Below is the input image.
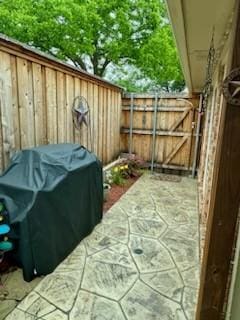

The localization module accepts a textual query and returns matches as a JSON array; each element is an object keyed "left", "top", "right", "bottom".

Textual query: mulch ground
[{"left": 103, "top": 176, "right": 139, "bottom": 213}]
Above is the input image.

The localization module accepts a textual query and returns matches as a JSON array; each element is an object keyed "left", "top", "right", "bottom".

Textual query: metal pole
[
  {"left": 192, "top": 94, "right": 203, "bottom": 178},
  {"left": 129, "top": 93, "right": 134, "bottom": 155},
  {"left": 151, "top": 93, "right": 158, "bottom": 173}
]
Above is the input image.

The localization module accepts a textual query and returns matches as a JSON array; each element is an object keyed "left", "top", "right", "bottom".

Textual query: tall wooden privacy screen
[
  {"left": 121, "top": 94, "right": 200, "bottom": 172},
  {"left": 0, "top": 35, "right": 122, "bottom": 171}
]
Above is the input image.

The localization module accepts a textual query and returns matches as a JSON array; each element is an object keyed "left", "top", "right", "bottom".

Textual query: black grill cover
[{"left": 0, "top": 144, "right": 103, "bottom": 281}]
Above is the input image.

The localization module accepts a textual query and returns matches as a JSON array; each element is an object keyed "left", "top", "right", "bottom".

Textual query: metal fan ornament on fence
[{"left": 72, "top": 96, "right": 93, "bottom": 151}]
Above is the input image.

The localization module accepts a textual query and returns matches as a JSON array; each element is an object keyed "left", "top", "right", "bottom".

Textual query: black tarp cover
[{"left": 0, "top": 144, "right": 103, "bottom": 281}]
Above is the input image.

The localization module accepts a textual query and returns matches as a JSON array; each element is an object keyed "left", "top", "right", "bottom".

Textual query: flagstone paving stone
[
  {"left": 130, "top": 235, "right": 175, "bottom": 273},
  {"left": 121, "top": 280, "right": 187, "bottom": 320},
  {"left": 140, "top": 269, "right": 184, "bottom": 302},
  {"left": 5, "top": 173, "right": 199, "bottom": 320},
  {"left": 129, "top": 217, "right": 167, "bottom": 238},
  {"left": 70, "top": 290, "right": 125, "bottom": 320},
  {"left": 42, "top": 309, "right": 68, "bottom": 320}
]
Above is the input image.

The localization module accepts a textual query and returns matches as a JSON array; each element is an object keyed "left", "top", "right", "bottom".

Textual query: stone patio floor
[{"left": 4, "top": 173, "right": 200, "bottom": 320}]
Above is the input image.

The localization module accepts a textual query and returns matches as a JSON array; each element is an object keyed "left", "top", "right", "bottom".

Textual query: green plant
[
  {"left": 110, "top": 156, "right": 147, "bottom": 186},
  {"left": 121, "top": 155, "right": 147, "bottom": 178},
  {"left": 0, "top": 0, "right": 184, "bottom": 90},
  {"left": 111, "top": 165, "right": 127, "bottom": 186},
  {"left": 111, "top": 166, "right": 125, "bottom": 186}
]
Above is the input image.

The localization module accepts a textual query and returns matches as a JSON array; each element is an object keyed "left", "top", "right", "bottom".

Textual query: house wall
[
  {"left": 0, "top": 37, "right": 122, "bottom": 171},
  {"left": 198, "top": 13, "right": 236, "bottom": 238},
  {"left": 197, "top": 8, "right": 240, "bottom": 319}
]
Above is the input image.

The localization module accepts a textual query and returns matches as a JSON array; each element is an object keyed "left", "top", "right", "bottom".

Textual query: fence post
[
  {"left": 151, "top": 93, "right": 158, "bottom": 173},
  {"left": 129, "top": 93, "right": 134, "bottom": 155}
]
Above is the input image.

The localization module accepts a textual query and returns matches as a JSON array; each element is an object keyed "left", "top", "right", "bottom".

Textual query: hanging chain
[{"left": 202, "top": 31, "right": 216, "bottom": 112}]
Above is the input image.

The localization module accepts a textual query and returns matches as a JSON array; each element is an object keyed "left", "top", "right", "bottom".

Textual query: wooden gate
[{"left": 121, "top": 94, "right": 200, "bottom": 171}]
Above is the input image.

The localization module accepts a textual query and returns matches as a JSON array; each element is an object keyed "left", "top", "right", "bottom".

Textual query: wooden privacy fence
[
  {"left": 0, "top": 35, "right": 201, "bottom": 174},
  {"left": 0, "top": 35, "right": 122, "bottom": 171},
  {"left": 121, "top": 94, "right": 200, "bottom": 172}
]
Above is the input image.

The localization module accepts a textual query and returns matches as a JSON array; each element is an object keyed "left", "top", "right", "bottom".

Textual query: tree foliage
[{"left": 0, "top": 0, "right": 184, "bottom": 91}]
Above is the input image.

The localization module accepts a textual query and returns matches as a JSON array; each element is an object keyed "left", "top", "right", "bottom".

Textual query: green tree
[
  {"left": 0, "top": 0, "right": 184, "bottom": 90},
  {"left": 136, "top": 26, "right": 185, "bottom": 91}
]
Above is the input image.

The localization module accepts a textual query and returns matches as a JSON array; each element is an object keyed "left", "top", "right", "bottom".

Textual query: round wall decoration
[{"left": 222, "top": 67, "right": 240, "bottom": 106}]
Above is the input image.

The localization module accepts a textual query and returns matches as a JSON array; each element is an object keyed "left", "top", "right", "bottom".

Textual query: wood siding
[{"left": 196, "top": 3, "right": 240, "bottom": 319}]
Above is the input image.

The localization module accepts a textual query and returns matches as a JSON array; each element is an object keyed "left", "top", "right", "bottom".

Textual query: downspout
[{"left": 192, "top": 94, "right": 203, "bottom": 177}]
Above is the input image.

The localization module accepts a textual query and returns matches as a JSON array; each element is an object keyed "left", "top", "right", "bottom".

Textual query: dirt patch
[{"left": 103, "top": 176, "right": 139, "bottom": 213}]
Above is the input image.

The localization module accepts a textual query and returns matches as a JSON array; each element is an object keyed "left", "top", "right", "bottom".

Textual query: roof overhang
[{"left": 166, "top": 0, "right": 236, "bottom": 93}]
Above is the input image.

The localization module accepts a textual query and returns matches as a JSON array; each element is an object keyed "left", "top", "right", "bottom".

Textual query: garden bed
[
  {"left": 103, "top": 176, "right": 139, "bottom": 213},
  {"left": 103, "top": 155, "right": 146, "bottom": 213}
]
